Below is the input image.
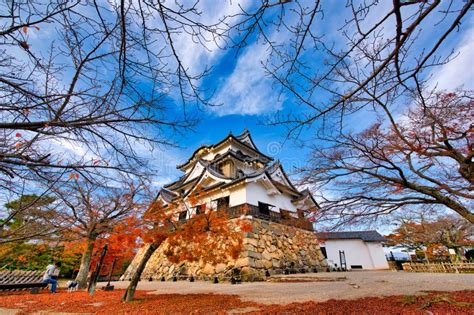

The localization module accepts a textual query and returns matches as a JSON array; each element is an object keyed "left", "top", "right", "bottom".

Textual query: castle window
[
  {"left": 258, "top": 202, "right": 274, "bottom": 216},
  {"left": 320, "top": 247, "right": 328, "bottom": 259},
  {"left": 211, "top": 196, "right": 229, "bottom": 211},
  {"left": 216, "top": 196, "right": 229, "bottom": 210},
  {"left": 195, "top": 205, "right": 203, "bottom": 215},
  {"left": 178, "top": 211, "right": 187, "bottom": 221}
]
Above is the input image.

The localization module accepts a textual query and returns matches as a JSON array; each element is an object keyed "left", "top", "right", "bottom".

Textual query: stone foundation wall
[{"left": 121, "top": 217, "right": 327, "bottom": 281}]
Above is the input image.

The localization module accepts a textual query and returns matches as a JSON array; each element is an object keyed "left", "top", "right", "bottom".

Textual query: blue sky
[
  {"left": 1, "top": 0, "right": 472, "bottom": 234},
  {"left": 153, "top": 1, "right": 474, "bottom": 193},
  {"left": 9, "top": 1, "right": 472, "bottom": 197}
]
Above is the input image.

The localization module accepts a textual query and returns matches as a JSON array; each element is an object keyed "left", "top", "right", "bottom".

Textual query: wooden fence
[{"left": 402, "top": 262, "right": 474, "bottom": 274}]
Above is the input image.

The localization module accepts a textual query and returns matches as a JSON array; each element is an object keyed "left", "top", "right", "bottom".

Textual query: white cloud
[
  {"left": 212, "top": 41, "right": 285, "bottom": 116},
  {"left": 429, "top": 23, "right": 474, "bottom": 90},
  {"left": 171, "top": 1, "right": 252, "bottom": 74},
  {"left": 40, "top": 129, "right": 183, "bottom": 189}
]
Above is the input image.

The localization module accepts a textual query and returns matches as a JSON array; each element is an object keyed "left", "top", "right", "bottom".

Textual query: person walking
[{"left": 42, "top": 261, "right": 61, "bottom": 293}]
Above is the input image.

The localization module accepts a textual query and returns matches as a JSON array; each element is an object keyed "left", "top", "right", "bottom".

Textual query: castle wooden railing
[
  {"left": 225, "top": 204, "right": 314, "bottom": 231},
  {"left": 402, "top": 262, "right": 474, "bottom": 274}
]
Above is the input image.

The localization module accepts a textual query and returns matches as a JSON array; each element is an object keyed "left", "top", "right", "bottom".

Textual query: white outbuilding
[{"left": 316, "top": 231, "right": 389, "bottom": 270}]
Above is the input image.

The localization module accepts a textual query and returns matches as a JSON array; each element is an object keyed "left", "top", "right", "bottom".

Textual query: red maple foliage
[
  {"left": 122, "top": 187, "right": 252, "bottom": 301},
  {"left": 0, "top": 289, "right": 472, "bottom": 314},
  {"left": 61, "top": 215, "right": 142, "bottom": 277}
]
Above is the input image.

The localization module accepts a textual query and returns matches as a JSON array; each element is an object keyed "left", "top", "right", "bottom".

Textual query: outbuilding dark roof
[{"left": 316, "top": 230, "right": 386, "bottom": 242}]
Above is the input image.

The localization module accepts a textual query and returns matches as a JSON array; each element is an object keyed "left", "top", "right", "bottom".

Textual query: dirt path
[{"left": 104, "top": 271, "right": 474, "bottom": 304}]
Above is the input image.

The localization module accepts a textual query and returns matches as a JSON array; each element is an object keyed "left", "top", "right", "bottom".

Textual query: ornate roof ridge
[
  {"left": 165, "top": 158, "right": 234, "bottom": 190},
  {"left": 176, "top": 130, "right": 273, "bottom": 171},
  {"left": 157, "top": 187, "right": 179, "bottom": 203}
]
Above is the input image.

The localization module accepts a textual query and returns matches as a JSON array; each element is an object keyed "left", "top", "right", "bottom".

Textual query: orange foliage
[
  {"left": 138, "top": 187, "right": 250, "bottom": 267},
  {"left": 165, "top": 210, "right": 245, "bottom": 264},
  {"left": 61, "top": 216, "right": 142, "bottom": 275},
  {"left": 0, "top": 289, "right": 473, "bottom": 314},
  {"left": 386, "top": 215, "right": 473, "bottom": 260}
]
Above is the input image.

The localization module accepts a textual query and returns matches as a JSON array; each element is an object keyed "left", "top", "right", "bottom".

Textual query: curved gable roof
[
  {"left": 316, "top": 230, "right": 386, "bottom": 242},
  {"left": 266, "top": 160, "right": 299, "bottom": 192},
  {"left": 235, "top": 129, "right": 259, "bottom": 150},
  {"left": 176, "top": 131, "right": 273, "bottom": 171},
  {"left": 180, "top": 167, "right": 233, "bottom": 198}
]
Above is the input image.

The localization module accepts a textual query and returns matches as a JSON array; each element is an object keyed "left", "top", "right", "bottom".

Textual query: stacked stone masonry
[{"left": 122, "top": 217, "right": 328, "bottom": 282}]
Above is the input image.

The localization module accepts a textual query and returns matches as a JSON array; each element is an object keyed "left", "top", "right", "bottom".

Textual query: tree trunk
[
  {"left": 75, "top": 236, "right": 96, "bottom": 289},
  {"left": 442, "top": 198, "right": 474, "bottom": 224},
  {"left": 122, "top": 243, "right": 158, "bottom": 302}
]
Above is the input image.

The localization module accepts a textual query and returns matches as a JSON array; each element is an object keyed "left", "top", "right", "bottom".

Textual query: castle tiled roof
[
  {"left": 156, "top": 130, "right": 319, "bottom": 211},
  {"left": 315, "top": 230, "right": 386, "bottom": 242},
  {"left": 176, "top": 130, "right": 273, "bottom": 171}
]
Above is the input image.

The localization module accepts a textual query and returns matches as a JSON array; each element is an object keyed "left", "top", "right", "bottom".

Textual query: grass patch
[
  {"left": 398, "top": 295, "right": 418, "bottom": 305},
  {"left": 420, "top": 295, "right": 474, "bottom": 309}
]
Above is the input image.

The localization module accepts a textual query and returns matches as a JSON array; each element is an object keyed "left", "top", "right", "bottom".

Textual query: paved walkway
[{"left": 101, "top": 271, "right": 474, "bottom": 304}]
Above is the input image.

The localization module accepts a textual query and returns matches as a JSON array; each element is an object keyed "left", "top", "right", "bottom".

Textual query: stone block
[
  {"left": 262, "top": 259, "right": 273, "bottom": 269},
  {"left": 243, "top": 238, "right": 258, "bottom": 247},
  {"left": 235, "top": 257, "right": 250, "bottom": 268},
  {"left": 248, "top": 258, "right": 258, "bottom": 268},
  {"left": 247, "top": 251, "right": 262, "bottom": 259},
  {"left": 215, "top": 263, "right": 226, "bottom": 274},
  {"left": 243, "top": 243, "right": 256, "bottom": 252},
  {"left": 271, "top": 251, "right": 282, "bottom": 260},
  {"left": 201, "top": 264, "right": 215, "bottom": 275},
  {"left": 262, "top": 250, "right": 272, "bottom": 261}
]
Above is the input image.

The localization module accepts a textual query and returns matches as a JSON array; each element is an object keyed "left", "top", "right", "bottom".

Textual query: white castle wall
[
  {"left": 322, "top": 239, "right": 389, "bottom": 270},
  {"left": 185, "top": 181, "right": 299, "bottom": 214},
  {"left": 245, "top": 181, "right": 298, "bottom": 212}
]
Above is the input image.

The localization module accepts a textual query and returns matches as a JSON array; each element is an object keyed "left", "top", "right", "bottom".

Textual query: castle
[{"left": 122, "top": 130, "right": 327, "bottom": 281}]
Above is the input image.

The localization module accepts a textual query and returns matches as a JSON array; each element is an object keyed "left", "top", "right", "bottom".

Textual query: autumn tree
[
  {"left": 387, "top": 214, "right": 473, "bottom": 260},
  {"left": 230, "top": 1, "right": 471, "bottom": 133},
  {"left": 226, "top": 1, "right": 473, "bottom": 225},
  {"left": 54, "top": 179, "right": 142, "bottom": 289},
  {"left": 0, "top": 242, "right": 63, "bottom": 272},
  {"left": 122, "top": 189, "right": 250, "bottom": 302},
  {"left": 1, "top": 0, "right": 235, "bottom": 229},
  {"left": 298, "top": 91, "right": 473, "bottom": 226},
  {"left": 0, "top": 194, "right": 59, "bottom": 243},
  {"left": 59, "top": 215, "right": 141, "bottom": 280},
  {"left": 429, "top": 216, "right": 473, "bottom": 258}
]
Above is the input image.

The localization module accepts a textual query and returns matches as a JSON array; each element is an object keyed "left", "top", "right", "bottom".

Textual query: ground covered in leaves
[{"left": 0, "top": 289, "right": 472, "bottom": 314}]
